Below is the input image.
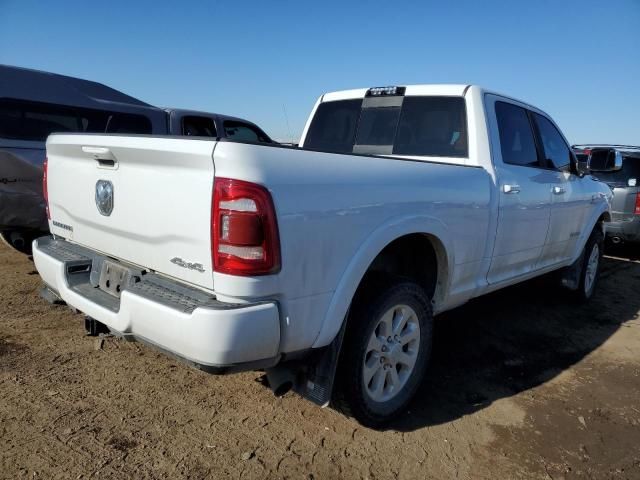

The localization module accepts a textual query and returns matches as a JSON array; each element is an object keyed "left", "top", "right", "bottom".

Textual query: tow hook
[{"left": 84, "top": 316, "right": 110, "bottom": 337}]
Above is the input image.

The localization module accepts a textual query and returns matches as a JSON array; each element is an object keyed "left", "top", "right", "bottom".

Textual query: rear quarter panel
[{"left": 212, "top": 142, "right": 492, "bottom": 351}]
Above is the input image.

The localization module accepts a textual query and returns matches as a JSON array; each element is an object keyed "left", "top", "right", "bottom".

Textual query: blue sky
[{"left": 1, "top": 0, "right": 638, "bottom": 143}]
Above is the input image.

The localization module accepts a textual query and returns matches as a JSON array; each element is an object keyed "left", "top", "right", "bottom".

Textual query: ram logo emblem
[{"left": 95, "top": 180, "right": 114, "bottom": 216}]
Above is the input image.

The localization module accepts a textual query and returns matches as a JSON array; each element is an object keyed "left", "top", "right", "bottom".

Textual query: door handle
[
  {"left": 552, "top": 186, "right": 565, "bottom": 195},
  {"left": 502, "top": 184, "right": 521, "bottom": 194}
]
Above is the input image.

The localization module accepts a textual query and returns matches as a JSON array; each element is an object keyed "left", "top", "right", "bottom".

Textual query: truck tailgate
[{"left": 45, "top": 134, "right": 217, "bottom": 290}]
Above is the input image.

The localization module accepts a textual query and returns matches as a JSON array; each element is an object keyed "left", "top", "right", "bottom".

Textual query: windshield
[{"left": 304, "top": 96, "right": 468, "bottom": 157}]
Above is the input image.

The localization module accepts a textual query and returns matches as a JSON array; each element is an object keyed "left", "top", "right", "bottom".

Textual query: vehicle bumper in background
[
  {"left": 0, "top": 189, "right": 48, "bottom": 231},
  {"left": 606, "top": 217, "right": 640, "bottom": 243},
  {"left": 32, "top": 236, "right": 281, "bottom": 372}
]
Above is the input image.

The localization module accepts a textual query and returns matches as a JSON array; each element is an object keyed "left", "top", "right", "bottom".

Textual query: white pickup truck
[{"left": 34, "top": 85, "right": 611, "bottom": 426}]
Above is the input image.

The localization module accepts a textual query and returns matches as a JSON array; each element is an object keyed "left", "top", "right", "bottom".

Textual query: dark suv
[
  {"left": 573, "top": 145, "right": 640, "bottom": 244},
  {"left": 0, "top": 64, "right": 274, "bottom": 254}
]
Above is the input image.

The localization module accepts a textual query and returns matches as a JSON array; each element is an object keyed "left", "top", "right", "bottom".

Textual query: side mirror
[
  {"left": 570, "top": 151, "right": 589, "bottom": 177},
  {"left": 588, "top": 148, "right": 623, "bottom": 172},
  {"left": 575, "top": 157, "right": 590, "bottom": 177}
]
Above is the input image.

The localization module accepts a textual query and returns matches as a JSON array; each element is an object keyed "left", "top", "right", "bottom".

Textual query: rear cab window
[
  {"left": 303, "top": 99, "right": 361, "bottom": 153},
  {"left": 395, "top": 97, "right": 467, "bottom": 157},
  {"left": 303, "top": 94, "right": 468, "bottom": 158}
]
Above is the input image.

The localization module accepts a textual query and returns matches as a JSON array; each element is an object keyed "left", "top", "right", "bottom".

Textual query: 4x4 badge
[{"left": 170, "top": 257, "right": 205, "bottom": 273}]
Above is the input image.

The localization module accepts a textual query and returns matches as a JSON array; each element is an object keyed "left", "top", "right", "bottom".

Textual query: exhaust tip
[
  {"left": 272, "top": 380, "right": 294, "bottom": 397},
  {"left": 265, "top": 366, "right": 297, "bottom": 397},
  {"left": 9, "top": 232, "right": 25, "bottom": 249}
]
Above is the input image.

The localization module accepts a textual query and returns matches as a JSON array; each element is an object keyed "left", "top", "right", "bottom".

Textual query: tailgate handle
[
  {"left": 81, "top": 146, "right": 118, "bottom": 169},
  {"left": 97, "top": 158, "right": 116, "bottom": 167}
]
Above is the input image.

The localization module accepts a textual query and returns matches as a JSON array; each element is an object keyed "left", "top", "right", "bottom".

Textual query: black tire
[
  {"left": 0, "top": 232, "right": 11, "bottom": 249},
  {"left": 574, "top": 226, "right": 604, "bottom": 302},
  {"left": 0, "top": 230, "right": 35, "bottom": 255},
  {"left": 333, "top": 279, "right": 433, "bottom": 427}
]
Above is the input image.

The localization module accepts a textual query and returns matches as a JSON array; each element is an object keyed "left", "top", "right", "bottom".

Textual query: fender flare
[
  {"left": 311, "top": 214, "right": 455, "bottom": 349},
  {"left": 570, "top": 204, "right": 611, "bottom": 264}
]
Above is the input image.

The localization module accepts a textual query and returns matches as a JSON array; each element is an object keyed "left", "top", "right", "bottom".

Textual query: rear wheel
[{"left": 333, "top": 280, "right": 433, "bottom": 427}]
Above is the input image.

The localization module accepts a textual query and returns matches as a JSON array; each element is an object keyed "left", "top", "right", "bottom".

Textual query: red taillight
[
  {"left": 43, "top": 157, "right": 50, "bottom": 220},
  {"left": 635, "top": 193, "right": 640, "bottom": 216},
  {"left": 212, "top": 177, "right": 280, "bottom": 276}
]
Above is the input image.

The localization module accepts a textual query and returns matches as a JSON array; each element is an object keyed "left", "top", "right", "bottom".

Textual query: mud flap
[
  {"left": 560, "top": 250, "right": 585, "bottom": 291},
  {"left": 293, "top": 312, "right": 348, "bottom": 407},
  {"left": 561, "top": 225, "right": 605, "bottom": 291}
]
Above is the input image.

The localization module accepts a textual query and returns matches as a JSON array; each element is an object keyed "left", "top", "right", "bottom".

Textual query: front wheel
[
  {"left": 333, "top": 280, "right": 433, "bottom": 427},
  {"left": 575, "top": 227, "right": 604, "bottom": 302}
]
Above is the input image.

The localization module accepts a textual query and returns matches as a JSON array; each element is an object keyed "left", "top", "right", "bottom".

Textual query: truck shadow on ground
[{"left": 390, "top": 255, "right": 640, "bottom": 432}]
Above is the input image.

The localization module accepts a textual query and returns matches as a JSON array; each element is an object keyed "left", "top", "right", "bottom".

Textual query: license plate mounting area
[{"left": 98, "top": 259, "right": 133, "bottom": 298}]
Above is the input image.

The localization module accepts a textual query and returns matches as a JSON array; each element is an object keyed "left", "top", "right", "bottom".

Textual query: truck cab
[{"left": 166, "top": 109, "right": 274, "bottom": 143}]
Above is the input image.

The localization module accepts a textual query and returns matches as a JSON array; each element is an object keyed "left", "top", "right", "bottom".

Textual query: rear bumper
[
  {"left": 32, "top": 236, "right": 281, "bottom": 372},
  {"left": 606, "top": 216, "right": 640, "bottom": 242}
]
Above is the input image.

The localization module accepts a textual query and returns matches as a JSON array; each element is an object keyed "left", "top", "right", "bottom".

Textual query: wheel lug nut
[
  {"left": 380, "top": 357, "right": 385, "bottom": 364},
  {"left": 381, "top": 345, "right": 387, "bottom": 352},
  {"left": 387, "top": 336, "right": 392, "bottom": 343},
  {"left": 394, "top": 335, "right": 399, "bottom": 342}
]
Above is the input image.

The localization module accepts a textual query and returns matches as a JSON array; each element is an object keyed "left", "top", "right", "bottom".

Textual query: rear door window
[
  {"left": 182, "top": 116, "right": 217, "bottom": 137},
  {"left": 223, "top": 120, "right": 270, "bottom": 143},
  {"left": 104, "top": 113, "right": 152, "bottom": 134},
  {"left": 0, "top": 100, "right": 85, "bottom": 141},
  {"left": 0, "top": 99, "right": 152, "bottom": 141},
  {"left": 495, "top": 101, "right": 540, "bottom": 167}
]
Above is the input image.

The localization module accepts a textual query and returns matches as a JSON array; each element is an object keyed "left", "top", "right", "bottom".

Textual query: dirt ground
[{"left": 1, "top": 243, "right": 639, "bottom": 479}]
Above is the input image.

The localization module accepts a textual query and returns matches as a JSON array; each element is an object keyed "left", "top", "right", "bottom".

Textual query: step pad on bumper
[{"left": 36, "top": 237, "right": 233, "bottom": 314}]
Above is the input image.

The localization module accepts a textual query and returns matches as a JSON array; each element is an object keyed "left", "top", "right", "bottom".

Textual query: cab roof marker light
[{"left": 366, "top": 86, "right": 406, "bottom": 97}]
